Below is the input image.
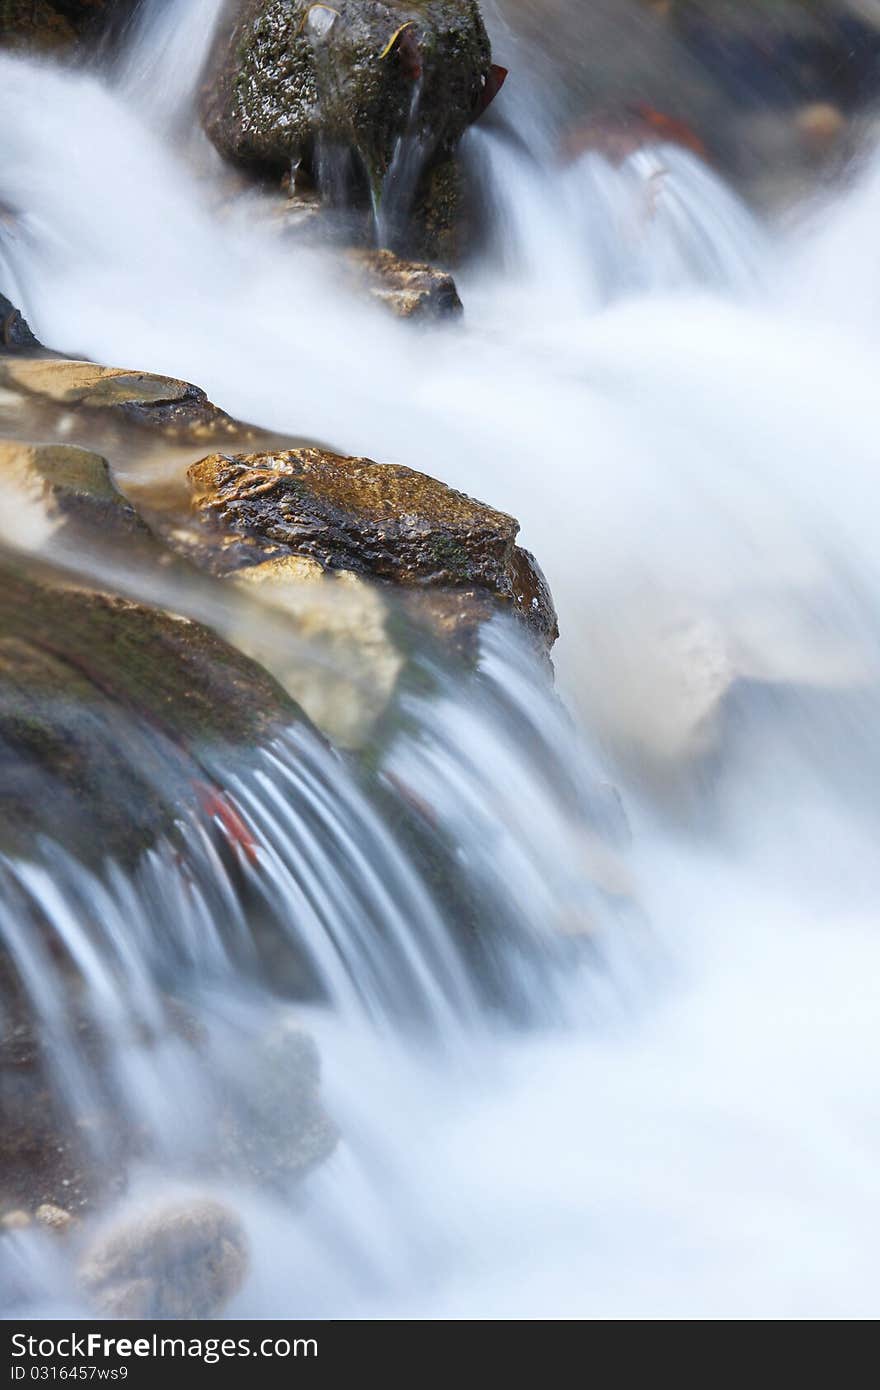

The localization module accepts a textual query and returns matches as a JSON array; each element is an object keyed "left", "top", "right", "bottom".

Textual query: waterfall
[
  {"left": 4, "top": 0, "right": 880, "bottom": 1321},
  {"left": 114, "top": 0, "right": 227, "bottom": 132}
]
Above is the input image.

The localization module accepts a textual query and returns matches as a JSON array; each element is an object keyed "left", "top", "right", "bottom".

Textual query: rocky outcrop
[
  {"left": 0, "top": 562, "right": 308, "bottom": 864},
  {"left": 79, "top": 1199, "right": 248, "bottom": 1319},
  {"left": 202, "top": 0, "right": 491, "bottom": 218},
  {"left": 187, "top": 446, "right": 558, "bottom": 650}
]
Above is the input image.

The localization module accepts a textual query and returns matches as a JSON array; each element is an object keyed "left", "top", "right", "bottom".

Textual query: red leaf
[{"left": 195, "top": 781, "right": 260, "bottom": 866}]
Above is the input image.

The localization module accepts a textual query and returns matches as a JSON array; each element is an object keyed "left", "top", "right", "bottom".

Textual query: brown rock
[
  {"left": 0, "top": 441, "right": 150, "bottom": 550},
  {"left": 0, "top": 358, "right": 240, "bottom": 442},
  {"left": 1, "top": 1209, "right": 31, "bottom": 1231},
  {"left": 232, "top": 556, "right": 404, "bottom": 747},
  {"left": 35, "top": 1203, "right": 73, "bottom": 1234},
  {"left": 187, "top": 447, "right": 558, "bottom": 650},
  {"left": 202, "top": 0, "right": 491, "bottom": 203},
  {"left": 0, "top": 0, "right": 75, "bottom": 52},
  {"left": 0, "top": 0, "right": 136, "bottom": 55}
]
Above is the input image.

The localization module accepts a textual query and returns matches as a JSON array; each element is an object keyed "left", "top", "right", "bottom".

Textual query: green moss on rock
[{"left": 203, "top": 0, "right": 491, "bottom": 203}]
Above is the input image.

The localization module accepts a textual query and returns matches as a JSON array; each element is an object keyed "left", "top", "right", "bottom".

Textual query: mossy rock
[
  {"left": 0, "top": 0, "right": 76, "bottom": 51},
  {"left": 187, "top": 445, "right": 558, "bottom": 651},
  {"left": 0, "top": 563, "right": 308, "bottom": 865}
]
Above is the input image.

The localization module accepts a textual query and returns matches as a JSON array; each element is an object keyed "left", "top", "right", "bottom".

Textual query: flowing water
[{"left": 3, "top": 0, "right": 880, "bottom": 1319}]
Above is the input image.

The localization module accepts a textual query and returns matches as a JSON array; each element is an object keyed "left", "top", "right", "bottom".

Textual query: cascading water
[
  {"left": 114, "top": 0, "right": 226, "bottom": 132},
  {"left": 4, "top": 0, "right": 880, "bottom": 1320}
]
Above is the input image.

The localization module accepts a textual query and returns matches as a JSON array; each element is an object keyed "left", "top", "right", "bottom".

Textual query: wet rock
[
  {"left": 187, "top": 447, "right": 558, "bottom": 650},
  {"left": 0, "top": 292, "right": 40, "bottom": 353},
  {"left": 0, "top": 358, "right": 239, "bottom": 442},
  {"left": 0, "top": 441, "right": 151, "bottom": 551},
  {"left": 561, "top": 104, "right": 709, "bottom": 166},
  {"left": 794, "top": 101, "right": 847, "bottom": 161},
  {"left": 202, "top": 0, "right": 491, "bottom": 207},
  {"left": 266, "top": 151, "right": 471, "bottom": 263},
  {"left": 0, "top": 1011, "right": 109, "bottom": 1216},
  {"left": 1, "top": 1209, "right": 31, "bottom": 1231},
  {"left": 0, "top": 0, "right": 76, "bottom": 52},
  {"left": 0, "top": 0, "right": 135, "bottom": 54},
  {"left": 262, "top": 196, "right": 465, "bottom": 306},
  {"left": 215, "top": 1018, "right": 338, "bottom": 1185},
  {"left": 575, "top": 593, "right": 876, "bottom": 799},
  {"left": 79, "top": 1198, "right": 248, "bottom": 1320},
  {"left": 0, "top": 562, "right": 308, "bottom": 865},
  {"left": 345, "top": 248, "right": 462, "bottom": 320}
]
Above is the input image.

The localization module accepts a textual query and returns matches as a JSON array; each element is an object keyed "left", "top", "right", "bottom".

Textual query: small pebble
[{"left": 35, "top": 1203, "right": 73, "bottom": 1233}]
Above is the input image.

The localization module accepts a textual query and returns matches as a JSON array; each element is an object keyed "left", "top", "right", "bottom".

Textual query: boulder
[
  {"left": 573, "top": 595, "right": 876, "bottom": 801},
  {"left": 202, "top": 0, "right": 491, "bottom": 211},
  {"left": 79, "top": 1198, "right": 248, "bottom": 1319},
  {"left": 186, "top": 446, "right": 558, "bottom": 650}
]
